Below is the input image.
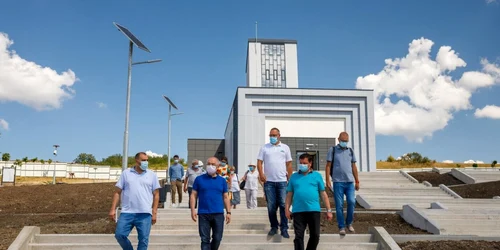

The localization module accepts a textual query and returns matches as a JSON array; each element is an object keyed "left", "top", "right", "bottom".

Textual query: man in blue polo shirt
[
  {"left": 190, "top": 156, "right": 231, "bottom": 250},
  {"left": 285, "top": 153, "right": 333, "bottom": 250},
  {"left": 325, "top": 132, "right": 360, "bottom": 235},
  {"left": 109, "top": 152, "right": 161, "bottom": 250}
]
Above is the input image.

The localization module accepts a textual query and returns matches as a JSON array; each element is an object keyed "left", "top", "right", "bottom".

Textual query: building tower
[{"left": 246, "top": 39, "right": 298, "bottom": 88}]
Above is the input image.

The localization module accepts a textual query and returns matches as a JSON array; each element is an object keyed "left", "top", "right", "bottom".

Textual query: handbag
[{"left": 239, "top": 171, "right": 249, "bottom": 190}]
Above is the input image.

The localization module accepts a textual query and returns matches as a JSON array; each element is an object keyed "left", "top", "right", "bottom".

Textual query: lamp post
[
  {"left": 52, "top": 145, "right": 59, "bottom": 184},
  {"left": 113, "top": 22, "right": 162, "bottom": 170},
  {"left": 162, "top": 95, "right": 183, "bottom": 179}
]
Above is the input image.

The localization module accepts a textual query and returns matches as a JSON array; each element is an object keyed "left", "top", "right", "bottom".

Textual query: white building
[{"left": 188, "top": 38, "right": 376, "bottom": 176}]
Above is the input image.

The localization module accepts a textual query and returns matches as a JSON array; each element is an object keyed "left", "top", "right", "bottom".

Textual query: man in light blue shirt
[
  {"left": 325, "top": 132, "right": 360, "bottom": 235},
  {"left": 285, "top": 153, "right": 333, "bottom": 250},
  {"left": 109, "top": 152, "right": 161, "bottom": 250},
  {"left": 168, "top": 154, "right": 184, "bottom": 207}
]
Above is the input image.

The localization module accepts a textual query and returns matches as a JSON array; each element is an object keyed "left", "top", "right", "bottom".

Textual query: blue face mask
[
  {"left": 249, "top": 166, "right": 254, "bottom": 171},
  {"left": 221, "top": 162, "right": 227, "bottom": 167},
  {"left": 270, "top": 136, "right": 278, "bottom": 144},
  {"left": 339, "top": 141, "right": 348, "bottom": 148},
  {"left": 298, "top": 164, "right": 309, "bottom": 172},
  {"left": 140, "top": 161, "right": 148, "bottom": 171}
]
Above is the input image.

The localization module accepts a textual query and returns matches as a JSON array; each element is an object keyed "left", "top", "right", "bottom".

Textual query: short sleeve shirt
[
  {"left": 186, "top": 167, "right": 205, "bottom": 188},
  {"left": 193, "top": 174, "right": 228, "bottom": 214},
  {"left": 326, "top": 145, "right": 357, "bottom": 182},
  {"left": 115, "top": 168, "right": 161, "bottom": 214},
  {"left": 257, "top": 142, "right": 293, "bottom": 182},
  {"left": 286, "top": 171, "right": 325, "bottom": 213}
]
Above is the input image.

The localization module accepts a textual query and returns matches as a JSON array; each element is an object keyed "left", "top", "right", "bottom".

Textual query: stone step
[
  {"left": 28, "top": 242, "right": 379, "bottom": 250},
  {"left": 424, "top": 213, "right": 500, "bottom": 219},
  {"left": 360, "top": 195, "right": 453, "bottom": 200},
  {"left": 154, "top": 219, "right": 271, "bottom": 225},
  {"left": 439, "top": 228, "right": 500, "bottom": 236},
  {"left": 423, "top": 209, "right": 500, "bottom": 215},
  {"left": 434, "top": 219, "right": 500, "bottom": 226},
  {"left": 151, "top": 224, "right": 271, "bottom": 230},
  {"left": 34, "top": 234, "right": 372, "bottom": 244}
]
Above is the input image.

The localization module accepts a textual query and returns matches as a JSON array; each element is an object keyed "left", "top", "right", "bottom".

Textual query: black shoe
[
  {"left": 281, "top": 230, "right": 290, "bottom": 238},
  {"left": 268, "top": 228, "right": 278, "bottom": 236}
]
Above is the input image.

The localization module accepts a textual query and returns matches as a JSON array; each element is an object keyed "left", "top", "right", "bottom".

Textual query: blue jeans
[
  {"left": 115, "top": 213, "right": 152, "bottom": 250},
  {"left": 199, "top": 213, "right": 224, "bottom": 250},
  {"left": 264, "top": 181, "right": 288, "bottom": 231},
  {"left": 333, "top": 182, "right": 356, "bottom": 229}
]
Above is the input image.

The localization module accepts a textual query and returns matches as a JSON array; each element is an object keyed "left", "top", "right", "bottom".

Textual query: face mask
[
  {"left": 339, "top": 141, "right": 348, "bottom": 148},
  {"left": 206, "top": 165, "right": 217, "bottom": 175},
  {"left": 249, "top": 166, "right": 254, "bottom": 171},
  {"left": 174, "top": 160, "right": 179, "bottom": 164},
  {"left": 193, "top": 165, "right": 199, "bottom": 169},
  {"left": 270, "top": 136, "right": 278, "bottom": 144},
  {"left": 221, "top": 162, "right": 227, "bottom": 167},
  {"left": 140, "top": 161, "right": 148, "bottom": 171},
  {"left": 298, "top": 164, "right": 309, "bottom": 172}
]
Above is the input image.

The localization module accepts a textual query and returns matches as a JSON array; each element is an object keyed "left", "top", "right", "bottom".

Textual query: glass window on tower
[{"left": 261, "top": 44, "right": 286, "bottom": 88}]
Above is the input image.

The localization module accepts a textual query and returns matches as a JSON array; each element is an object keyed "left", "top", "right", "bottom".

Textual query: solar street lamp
[
  {"left": 162, "top": 95, "right": 184, "bottom": 179},
  {"left": 113, "top": 22, "right": 161, "bottom": 170}
]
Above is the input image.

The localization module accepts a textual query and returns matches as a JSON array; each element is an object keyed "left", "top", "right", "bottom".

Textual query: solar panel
[
  {"left": 113, "top": 22, "right": 151, "bottom": 53},
  {"left": 163, "top": 95, "right": 178, "bottom": 110}
]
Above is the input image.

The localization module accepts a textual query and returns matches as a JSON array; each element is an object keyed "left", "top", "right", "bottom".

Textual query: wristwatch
[{"left": 326, "top": 209, "right": 333, "bottom": 213}]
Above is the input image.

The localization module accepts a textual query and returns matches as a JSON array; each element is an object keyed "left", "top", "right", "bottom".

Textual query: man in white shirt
[
  {"left": 257, "top": 127, "right": 293, "bottom": 238},
  {"left": 109, "top": 152, "right": 161, "bottom": 250}
]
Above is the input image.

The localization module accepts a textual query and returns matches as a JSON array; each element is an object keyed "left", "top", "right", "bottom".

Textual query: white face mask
[{"left": 206, "top": 165, "right": 217, "bottom": 175}]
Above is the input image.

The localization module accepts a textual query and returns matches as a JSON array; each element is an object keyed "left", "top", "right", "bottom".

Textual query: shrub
[
  {"left": 492, "top": 160, "right": 497, "bottom": 168},
  {"left": 456, "top": 164, "right": 461, "bottom": 168},
  {"left": 387, "top": 155, "right": 395, "bottom": 162},
  {"left": 472, "top": 163, "right": 478, "bottom": 168}
]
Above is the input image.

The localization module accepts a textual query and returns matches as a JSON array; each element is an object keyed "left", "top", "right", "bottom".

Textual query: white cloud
[
  {"left": 464, "top": 160, "right": 484, "bottom": 164},
  {"left": 0, "top": 32, "right": 78, "bottom": 111},
  {"left": 486, "top": 0, "right": 497, "bottom": 4},
  {"left": 145, "top": 150, "right": 163, "bottom": 158},
  {"left": 0, "top": 119, "right": 8, "bottom": 130},
  {"left": 442, "top": 160, "right": 453, "bottom": 163},
  {"left": 356, "top": 37, "right": 499, "bottom": 142},
  {"left": 96, "top": 102, "right": 107, "bottom": 109},
  {"left": 475, "top": 105, "right": 500, "bottom": 119}
]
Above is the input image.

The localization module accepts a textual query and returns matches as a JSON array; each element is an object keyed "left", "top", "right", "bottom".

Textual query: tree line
[
  {"left": 386, "top": 152, "right": 497, "bottom": 168},
  {"left": 0, "top": 152, "right": 185, "bottom": 169}
]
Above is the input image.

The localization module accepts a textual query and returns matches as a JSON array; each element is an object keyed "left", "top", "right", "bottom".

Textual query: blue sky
[{"left": 0, "top": 0, "right": 499, "bottom": 164}]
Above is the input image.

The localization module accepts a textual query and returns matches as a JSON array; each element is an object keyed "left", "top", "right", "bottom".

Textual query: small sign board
[{"left": 1, "top": 167, "right": 16, "bottom": 186}]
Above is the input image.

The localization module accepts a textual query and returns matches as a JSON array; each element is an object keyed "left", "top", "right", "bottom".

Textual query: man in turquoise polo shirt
[
  {"left": 190, "top": 156, "right": 231, "bottom": 250},
  {"left": 109, "top": 152, "right": 161, "bottom": 250},
  {"left": 285, "top": 153, "right": 333, "bottom": 250}
]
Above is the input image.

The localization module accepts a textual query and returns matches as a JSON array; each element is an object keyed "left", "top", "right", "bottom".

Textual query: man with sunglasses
[{"left": 325, "top": 132, "right": 360, "bottom": 235}]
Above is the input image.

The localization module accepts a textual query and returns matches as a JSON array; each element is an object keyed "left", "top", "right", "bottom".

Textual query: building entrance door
[{"left": 296, "top": 151, "right": 319, "bottom": 171}]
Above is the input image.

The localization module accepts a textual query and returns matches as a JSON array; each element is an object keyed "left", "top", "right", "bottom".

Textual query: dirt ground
[
  {"left": 319, "top": 213, "right": 428, "bottom": 234},
  {"left": 0, "top": 183, "right": 117, "bottom": 249},
  {"left": 399, "top": 240, "right": 500, "bottom": 250},
  {"left": 409, "top": 171, "right": 464, "bottom": 186},
  {"left": 450, "top": 180, "right": 500, "bottom": 198}
]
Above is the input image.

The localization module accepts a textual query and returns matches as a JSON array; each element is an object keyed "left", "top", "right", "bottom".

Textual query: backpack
[{"left": 330, "top": 146, "right": 354, "bottom": 178}]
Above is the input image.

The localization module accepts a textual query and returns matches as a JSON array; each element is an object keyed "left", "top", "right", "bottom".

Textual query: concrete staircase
[
  {"left": 402, "top": 199, "right": 500, "bottom": 236},
  {"left": 450, "top": 168, "right": 500, "bottom": 184},
  {"left": 355, "top": 172, "right": 457, "bottom": 210},
  {"left": 11, "top": 189, "right": 401, "bottom": 249}
]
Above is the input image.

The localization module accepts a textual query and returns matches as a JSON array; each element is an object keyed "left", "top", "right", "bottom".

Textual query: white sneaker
[{"left": 171, "top": 203, "right": 176, "bottom": 208}]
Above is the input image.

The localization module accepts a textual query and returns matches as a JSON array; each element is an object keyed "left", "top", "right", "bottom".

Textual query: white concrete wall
[
  {"left": 246, "top": 42, "right": 262, "bottom": 88},
  {"left": 224, "top": 107, "right": 235, "bottom": 166},
  {"left": 0, "top": 161, "right": 168, "bottom": 180},
  {"left": 284, "top": 43, "right": 298, "bottom": 88},
  {"left": 264, "top": 117, "right": 345, "bottom": 142}
]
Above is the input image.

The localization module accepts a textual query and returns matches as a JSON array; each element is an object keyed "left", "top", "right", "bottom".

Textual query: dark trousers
[
  {"left": 199, "top": 213, "right": 224, "bottom": 250},
  {"left": 188, "top": 187, "right": 198, "bottom": 209},
  {"left": 293, "top": 212, "right": 321, "bottom": 250}
]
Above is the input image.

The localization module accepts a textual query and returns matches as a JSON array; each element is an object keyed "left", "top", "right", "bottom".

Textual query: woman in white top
[
  {"left": 241, "top": 164, "right": 260, "bottom": 209},
  {"left": 229, "top": 166, "right": 241, "bottom": 209}
]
